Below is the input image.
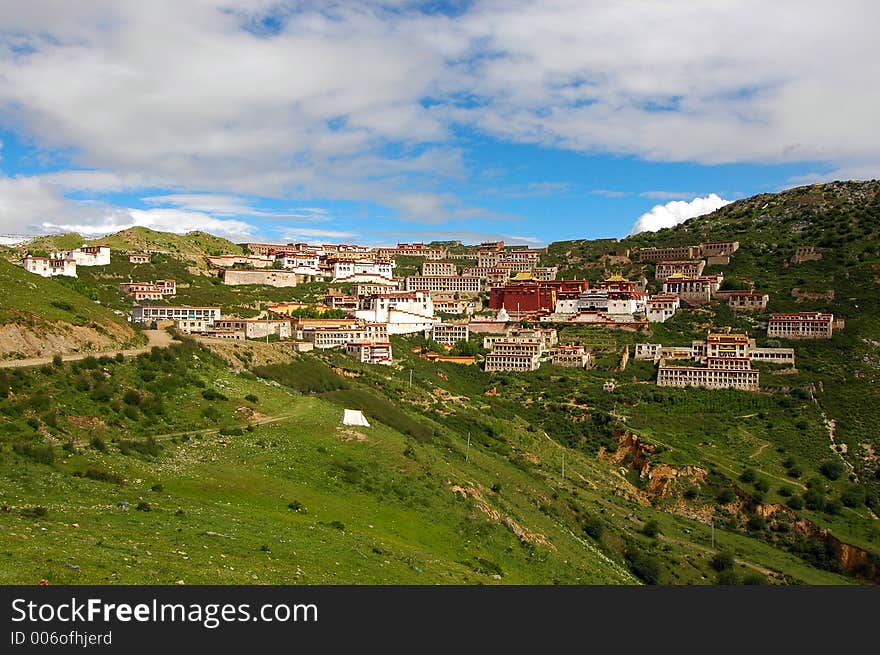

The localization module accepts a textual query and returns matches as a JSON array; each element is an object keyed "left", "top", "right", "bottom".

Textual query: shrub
[
  {"left": 90, "top": 436, "right": 108, "bottom": 452},
  {"left": 841, "top": 485, "right": 867, "bottom": 508},
  {"left": 13, "top": 443, "right": 55, "bottom": 465},
  {"left": 778, "top": 485, "right": 794, "bottom": 497},
  {"left": 123, "top": 390, "right": 142, "bottom": 406},
  {"left": 641, "top": 520, "right": 660, "bottom": 538},
  {"left": 787, "top": 495, "right": 805, "bottom": 510},
  {"left": 754, "top": 478, "right": 770, "bottom": 493},
  {"left": 52, "top": 354, "right": 63, "bottom": 367},
  {"left": 21, "top": 506, "right": 48, "bottom": 518},
  {"left": 151, "top": 484, "right": 164, "bottom": 492},
  {"left": 683, "top": 486, "right": 699, "bottom": 500},
  {"left": 84, "top": 468, "right": 124, "bottom": 484},
  {"left": 287, "top": 500, "right": 306, "bottom": 513},
  {"left": 115, "top": 353, "right": 125, "bottom": 363},
  {"left": 491, "top": 483, "right": 502, "bottom": 493},
  {"left": 710, "top": 551, "right": 735, "bottom": 572},
  {"left": 716, "top": 488, "right": 736, "bottom": 504},
  {"left": 786, "top": 465, "right": 803, "bottom": 479},
  {"left": 244, "top": 394, "right": 259, "bottom": 404},
  {"left": 582, "top": 515, "right": 604, "bottom": 540},
  {"left": 824, "top": 499, "right": 843, "bottom": 515},
  {"left": 716, "top": 570, "right": 739, "bottom": 585},
  {"left": 135, "top": 502, "right": 151, "bottom": 512},
  {"left": 201, "top": 388, "right": 228, "bottom": 401},
  {"left": 742, "top": 572, "right": 767, "bottom": 585},
  {"left": 804, "top": 489, "right": 826, "bottom": 511},
  {"left": 819, "top": 460, "right": 845, "bottom": 481},
  {"left": 739, "top": 468, "right": 757, "bottom": 483},
  {"left": 747, "top": 515, "right": 766, "bottom": 531},
  {"left": 625, "top": 548, "right": 661, "bottom": 584}
]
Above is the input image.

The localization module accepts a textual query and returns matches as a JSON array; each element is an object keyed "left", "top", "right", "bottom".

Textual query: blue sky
[{"left": 0, "top": 2, "right": 876, "bottom": 245}]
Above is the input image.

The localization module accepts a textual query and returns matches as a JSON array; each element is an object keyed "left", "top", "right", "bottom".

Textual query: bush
[
  {"left": 151, "top": 484, "right": 164, "bottom": 492},
  {"left": 201, "top": 388, "right": 228, "bottom": 401},
  {"left": 90, "top": 436, "right": 108, "bottom": 452},
  {"left": 819, "top": 460, "right": 845, "bottom": 481},
  {"left": 115, "top": 353, "right": 125, "bottom": 363},
  {"left": 287, "top": 500, "right": 306, "bottom": 513},
  {"left": 739, "top": 468, "right": 756, "bottom": 483},
  {"left": 841, "top": 485, "right": 867, "bottom": 508},
  {"left": 804, "top": 489, "right": 826, "bottom": 511},
  {"left": 710, "top": 551, "right": 735, "bottom": 572},
  {"left": 747, "top": 515, "right": 766, "bottom": 531},
  {"left": 123, "top": 390, "right": 142, "bottom": 406},
  {"left": 787, "top": 495, "right": 805, "bottom": 510},
  {"left": 742, "top": 572, "right": 767, "bottom": 585},
  {"left": 84, "top": 468, "right": 124, "bottom": 484},
  {"left": 641, "top": 520, "right": 660, "bottom": 538},
  {"left": 778, "top": 485, "right": 794, "bottom": 497},
  {"left": 683, "top": 486, "right": 699, "bottom": 500},
  {"left": 244, "top": 394, "right": 259, "bottom": 404},
  {"left": 135, "top": 502, "right": 151, "bottom": 512},
  {"left": 716, "top": 488, "right": 736, "bottom": 504},
  {"left": 52, "top": 354, "right": 63, "bottom": 367},
  {"left": 824, "top": 499, "right": 843, "bottom": 515},
  {"left": 13, "top": 443, "right": 55, "bottom": 465},
  {"left": 786, "top": 465, "right": 803, "bottom": 479},
  {"left": 754, "top": 478, "right": 770, "bottom": 493},
  {"left": 582, "top": 515, "right": 604, "bottom": 540},
  {"left": 716, "top": 570, "right": 739, "bottom": 585},
  {"left": 21, "top": 506, "right": 48, "bottom": 518},
  {"left": 625, "top": 549, "right": 661, "bottom": 584}
]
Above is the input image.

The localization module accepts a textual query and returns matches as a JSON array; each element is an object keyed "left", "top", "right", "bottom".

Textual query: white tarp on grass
[{"left": 342, "top": 409, "right": 370, "bottom": 427}]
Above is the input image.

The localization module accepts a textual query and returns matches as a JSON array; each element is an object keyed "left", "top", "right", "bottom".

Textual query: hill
[
  {"left": 0, "top": 181, "right": 878, "bottom": 585},
  {"left": 0, "top": 258, "right": 141, "bottom": 359}
]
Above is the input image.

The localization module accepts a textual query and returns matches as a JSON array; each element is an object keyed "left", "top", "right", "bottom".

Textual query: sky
[{"left": 0, "top": 1, "right": 878, "bottom": 246}]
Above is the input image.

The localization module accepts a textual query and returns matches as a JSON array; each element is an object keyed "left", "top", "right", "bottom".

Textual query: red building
[{"left": 489, "top": 280, "right": 591, "bottom": 313}]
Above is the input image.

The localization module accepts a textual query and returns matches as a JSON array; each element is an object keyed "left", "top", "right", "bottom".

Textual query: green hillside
[
  {"left": 94, "top": 227, "right": 245, "bottom": 261},
  {"left": 1, "top": 181, "right": 878, "bottom": 585}
]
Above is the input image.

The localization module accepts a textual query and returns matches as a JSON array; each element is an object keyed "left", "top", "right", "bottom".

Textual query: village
[{"left": 19, "top": 239, "right": 841, "bottom": 392}]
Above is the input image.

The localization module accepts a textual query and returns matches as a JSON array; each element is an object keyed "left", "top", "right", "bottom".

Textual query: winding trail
[{"left": 0, "top": 330, "right": 172, "bottom": 369}]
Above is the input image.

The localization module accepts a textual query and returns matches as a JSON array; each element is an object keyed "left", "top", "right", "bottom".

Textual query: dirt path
[
  {"left": 0, "top": 330, "right": 172, "bottom": 369},
  {"left": 749, "top": 442, "right": 770, "bottom": 459}
]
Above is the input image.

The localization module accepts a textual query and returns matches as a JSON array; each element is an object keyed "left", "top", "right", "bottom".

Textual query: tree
[{"left": 710, "top": 551, "right": 734, "bottom": 572}]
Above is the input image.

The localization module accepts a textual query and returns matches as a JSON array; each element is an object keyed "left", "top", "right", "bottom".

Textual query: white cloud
[
  {"left": 0, "top": 1, "right": 879, "bottom": 234},
  {"left": 630, "top": 194, "right": 731, "bottom": 234},
  {"left": 279, "top": 227, "right": 360, "bottom": 242}
]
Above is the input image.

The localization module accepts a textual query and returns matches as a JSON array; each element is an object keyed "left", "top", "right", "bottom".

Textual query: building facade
[
  {"left": 767, "top": 312, "right": 834, "bottom": 339},
  {"left": 132, "top": 305, "right": 221, "bottom": 325},
  {"left": 431, "top": 323, "right": 470, "bottom": 345},
  {"left": 346, "top": 341, "right": 393, "bottom": 365},
  {"left": 22, "top": 255, "right": 77, "bottom": 277}
]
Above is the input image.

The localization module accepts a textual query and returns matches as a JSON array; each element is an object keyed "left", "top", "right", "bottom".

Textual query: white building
[
  {"left": 431, "top": 323, "right": 469, "bottom": 345},
  {"left": 355, "top": 291, "right": 439, "bottom": 335},
  {"left": 333, "top": 259, "right": 394, "bottom": 283},
  {"left": 346, "top": 341, "right": 393, "bottom": 365},
  {"left": 60, "top": 245, "right": 110, "bottom": 267},
  {"left": 22, "top": 255, "right": 77, "bottom": 278},
  {"left": 404, "top": 276, "right": 482, "bottom": 294},
  {"left": 280, "top": 253, "right": 322, "bottom": 277},
  {"left": 646, "top": 294, "right": 680, "bottom": 323},
  {"left": 131, "top": 305, "right": 221, "bottom": 326}
]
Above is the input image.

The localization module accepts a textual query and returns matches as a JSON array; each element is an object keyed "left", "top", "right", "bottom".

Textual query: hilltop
[{"left": 24, "top": 227, "right": 244, "bottom": 264}]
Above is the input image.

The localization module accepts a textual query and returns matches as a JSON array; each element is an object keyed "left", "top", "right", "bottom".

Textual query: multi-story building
[
  {"left": 119, "top": 283, "right": 163, "bottom": 301},
  {"left": 22, "top": 255, "right": 77, "bottom": 278},
  {"left": 596, "top": 275, "right": 639, "bottom": 292},
  {"left": 131, "top": 305, "right": 221, "bottom": 326},
  {"left": 657, "top": 363, "right": 759, "bottom": 391},
  {"left": 420, "top": 261, "right": 458, "bottom": 276},
  {"left": 302, "top": 323, "right": 389, "bottom": 349},
  {"left": 332, "top": 259, "right": 394, "bottom": 283},
  {"left": 637, "top": 245, "right": 701, "bottom": 262},
  {"left": 404, "top": 276, "right": 482, "bottom": 294},
  {"left": 483, "top": 328, "right": 557, "bottom": 351},
  {"left": 727, "top": 292, "right": 769, "bottom": 312},
  {"left": 155, "top": 279, "right": 176, "bottom": 296},
  {"left": 607, "top": 291, "right": 648, "bottom": 316},
  {"left": 706, "top": 333, "right": 750, "bottom": 360},
  {"left": 767, "top": 312, "right": 835, "bottom": 339},
  {"left": 434, "top": 299, "right": 474, "bottom": 315},
  {"left": 431, "top": 323, "right": 470, "bottom": 345},
  {"left": 220, "top": 269, "right": 301, "bottom": 287},
  {"left": 354, "top": 291, "right": 438, "bottom": 334},
  {"left": 646, "top": 294, "right": 680, "bottom": 323},
  {"left": 484, "top": 352, "right": 541, "bottom": 372},
  {"left": 128, "top": 253, "right": 151, "bottom": 264},
  {"left": 374, "top": 243, "right": 446, "bottom": 260},
  {"left": 59, "top": 245, "right": 110, "bottom": 267},
  {"left": 749, "top": 348, "right": 796, "bottom": 365},
  {"left": 662, "top": 273, "right": 723, "bottom": 305},
  {"left": 699, "top": 241, "right": 739, "bottom": 257},
  {"left": 533, "top": 267, "right": 558, "bottom": 281},
  {"left": 325, "top": 294, "right": 359, "bottom": 312},
  {"left": 279, "top": 253, "right": 322, "bottom": 277},
  {"left": 491, "top": 341, "right": 543, "bottom": 357},
  {"left": 213, "top": 318, "right": 292, "bottom": 340},
  {"left": 174, "top": 317, "right": 214, "bottom": 334},
  {"left": 346, "top": 341, "right": 393, "bottom": 365},
  {"left": 655, "top": 260, "right": 706, "bottom": 279},
  {"left": 552, "top": 345, "right": 590, "bottom": 368},
  {"left": 353, "top": 282, "right": 401, "bottom": 296}
]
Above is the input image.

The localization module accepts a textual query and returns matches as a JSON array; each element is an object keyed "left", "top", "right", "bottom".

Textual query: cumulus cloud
[
  {"left": 630, "top": 194, "right": 731, "bottom": 234},
  {"left": 0, "top": 2, "right": 879, "bottom": 235}
]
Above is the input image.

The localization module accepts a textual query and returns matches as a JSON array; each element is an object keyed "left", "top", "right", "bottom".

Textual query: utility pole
[
  {"left": 711, "top": 520, "right": 715, "bottom": 549},
  {"left": 409, "top": 369, "right": 413, "bottom": 388},
  {"left": 465, "top": 432, "right": 471, "bottom": 463},
  {"left": 561, "top": 453, "right": 565, "bottom": 479}
]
